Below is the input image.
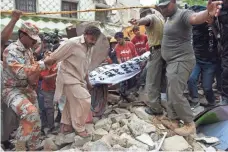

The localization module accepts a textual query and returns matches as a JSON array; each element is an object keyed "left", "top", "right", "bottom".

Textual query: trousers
[
  {"left": 166, "top": 60, "right": 195, "bottom": 123},
  {"left": 61, "top": 84, "right": 91, "bottom": 132}
]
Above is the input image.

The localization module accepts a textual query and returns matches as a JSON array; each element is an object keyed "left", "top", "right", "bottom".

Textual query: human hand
[
  {"left": 129, "top": 18, "right": 138, "bottom": 25},
  {"left": 11, "top": 10, "right": 22, "bottom": 22},
  {"left": 207, "top": 0, "right": 223, "bottom": 17},
  {"left": 28, "top": 71, "right": 40, "bottom": 88}
]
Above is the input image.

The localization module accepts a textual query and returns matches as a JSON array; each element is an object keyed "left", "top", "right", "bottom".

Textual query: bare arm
[
  {"left": 189, "top": 11, "right": 211, "bottom": 25},
  {"left": 189, "top": 0, "right": 223, "bottom": 25},
  {"left": 129, "top": 17, "right": 152, "bottom": 26},
  {"left": 1, "top": 10, "right": 22, "bottom": 45}
]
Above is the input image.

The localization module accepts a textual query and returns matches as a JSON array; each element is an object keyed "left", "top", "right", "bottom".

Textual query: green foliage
[{"left": 183, "top": 0, "right": 208, "bottom": 6}]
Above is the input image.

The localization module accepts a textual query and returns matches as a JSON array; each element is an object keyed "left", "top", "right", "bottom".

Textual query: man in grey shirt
[{"left": 157, "top": 0, "right": 222, "bottom": 136}]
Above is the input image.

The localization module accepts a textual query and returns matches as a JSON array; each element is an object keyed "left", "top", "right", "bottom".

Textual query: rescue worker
[
  {"left": 157, "top": 0, "right": 223, "bottom": 136},
  {"left": 2, "top": 22, "right": 45, "bottom": 150},
  {"left": 129, "top": 8, "right": 165, "bottom": 116}
]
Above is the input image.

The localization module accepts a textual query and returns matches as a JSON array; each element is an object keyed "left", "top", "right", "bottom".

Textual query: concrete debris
[
  {"left": 43, "top": 138, "right": 58, "bottom": 151},
  {"left": 83, "top": 140, "right": 112, "bottom": 151},
  {"left": 119, "top": 119, "right": 129, "bottom": 127},
  {"left": 93, "top": 128, "right": 108, "bottom": 141},
  {"left": 128, "top": 114, "right": 156, "bottom": 137},
  {"left": 192, "top": 142, "right": 205, "bottom": 151},
  {"left": 104, "top": 108, "right": 113, "bottom": 115},
  {"left": 94, "top": 118, "right": 112, "bottom": 131},
  {"left": 111, "top": 122, "right": 120, "bottom": 130},
  {"left": 150, "top": 133, "right": 160, "bottom": 142},
  {"left": 85, "top": 123, "right": 95, "bottom": 134},
  {"left": 136, "top": 133, "right": 155, "bottom": 148},
  {"left": 56, "top": 148, "right": 82, "bottom": 152},
  {"left": 156, "top": 124, "right": 166, "bottom": 130},
  {"left": 132, "top": 106, "right": 152, "bottom": 121},
  {"left": 114, "top": 108, "right": 130, "bottom": 114},
  {"left": 92, "top": 117, "right": 100, "bottom": 124},
  {"left": 161, "top": 135, "right": 191, "bottom": 151},
  {"left": 112, "top": 144, "right": 126, "bottom": 151},
  {"left": 110, "top": 113, "right": 131, "bottom": 123},
  {"left": 54, "top": 133, "right": 75, "bottom": 146},
  {"left": 74, "top": 135, "right": 92, "bottom": 147},
  {"left": 120, "top": 133, "right": 149, "bottom": 150},
  {"left": 195, "top": 136, "right": 219, "bottom": 144},
  {"left": 107, "top": 94, "right": 120, "bottom": 104},
  {"left": 114, "top": 125, "right": 131, "bottom": 136},
  {"left": 59, "top": 145, "right": 71, "bottom": 151}
]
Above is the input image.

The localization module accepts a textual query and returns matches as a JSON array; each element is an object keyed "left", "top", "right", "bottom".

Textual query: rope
[{"left": 0, "top": 5, "right": 156, "bottom": 16}]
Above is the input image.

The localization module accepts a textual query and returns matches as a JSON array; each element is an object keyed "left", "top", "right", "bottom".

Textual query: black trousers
[{"left": 221, "top": 38, "right": 228, "bottom": 98}]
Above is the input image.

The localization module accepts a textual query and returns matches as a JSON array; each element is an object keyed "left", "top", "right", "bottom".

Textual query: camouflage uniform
[{"left": 2, "top": 22, "right": 45, "bottom": 150}]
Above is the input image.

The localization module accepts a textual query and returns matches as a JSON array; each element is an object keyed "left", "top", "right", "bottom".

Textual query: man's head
[
  {"left": 18, "top": 22, "right": 40, "bottom": 49},
  {"left": 84, "top": 25, "right": 101, "bottom": 47},
  {"left": 132, "top": 25, "right": 140, "bottom": 37},
  {"left": 114, "top": 32, "right": 125, "bottom": 45},
  {"left": 158, "top": 0, "right": 177, "bottom": 17},
  {"left": 139, "top": 8, "right": 154, "bottom": 18}
]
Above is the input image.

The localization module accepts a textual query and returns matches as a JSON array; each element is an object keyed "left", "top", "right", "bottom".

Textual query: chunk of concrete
[
  {"left": 43, "top": 138, "right": 58, "bottom": 151},
  {"left": 108, "top": 94, "right": 120, "bottom": 104},
  {"left": 111, "top": 122, "right": 120, "bottom": 130},
  {"left": 136, "top": 133, "right": 155, "bottom": 148},
  {"left": 132, "top": 107, "right": 152, "bottom": 121},
  {"left": 95, "top": 118, "right": 112, "bottom": 132},
  {"left": 114, "top": 125, "right": 131, "bottom": 136},
  {"left": 93, "top": 128, "right": 108, "bottom": 141},
  {"left": 128, "top": 115, "right": 156, "bottom": 137},
  {"left": 161, "top": 135, "right": 191, "bottom": 151},
  {"left": 85, "top": 123, "right": 95, "bottom": 134},
  {"left": 54, "top": 133, "right": 75, "bottom": 146},
  {"left": 119, "top": 119, "right": 129, "bottom": 127},
  {"left": 114, "top": 108, "right": 130, "bottom": 114},
  {"left": 120, "top": 133, "right": 149, "bottom": 150},
  {"left": 110, "top": 113, "right": 131, "bottom": 124},
  {"left": 74, "top": 135, "right": 92, "bottom": 147},
  {"left": 83, "top": 140, "right": 112, "bottom": 151}
]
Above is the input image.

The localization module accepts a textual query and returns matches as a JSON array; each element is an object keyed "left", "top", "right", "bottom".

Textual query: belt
[{"left": 150, "top": 45, "right": 161, "bottom": 50}]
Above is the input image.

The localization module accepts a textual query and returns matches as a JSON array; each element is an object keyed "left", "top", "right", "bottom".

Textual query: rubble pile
[{"left": 40, "top": 93, "right": 220, "bottom": 152}]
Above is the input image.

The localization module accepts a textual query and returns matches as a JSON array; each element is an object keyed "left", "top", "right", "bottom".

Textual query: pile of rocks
[{"left": 43, "top": 105, "right": 202, "bottom": 151}]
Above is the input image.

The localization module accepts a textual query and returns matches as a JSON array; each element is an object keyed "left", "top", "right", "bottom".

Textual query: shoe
[
  {"left": 174, "top": 122, "right": 196, "bottom": 136},
  {"left": 160, "top": 117, "right": 179, "bottom": 130},
  {"left": 187, "top": 97, "right": 199, "bottom": 103},
  {"left": 15, "top": 140, "right": 27, "bottom": 151},
  {"left": 1, "top": 140, "right": 15, "bottom": 150},
  {"left": 145, "top": 108, "right": 163, "bottom": 116},
  {"left": 200, "top": 102, "right": 216, "bottom": 107}
]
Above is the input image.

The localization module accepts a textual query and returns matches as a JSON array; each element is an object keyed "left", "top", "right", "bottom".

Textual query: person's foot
[
  {"left": 200, "top": 102, "right": 216, "bottom": 107},
  {"left": 174, "top": 122, "right": 196, "bottom": 136},
  {"left": 160, "top": 117, "right": 179, "bottom": 130},
  {"left": 1, "top": 140, "right": 15, "bottom": 150},
  {"left": 145, "top": 108, "right": 163, "bottom": 116},
  {"left": 190, "top": 102, "right": 200, "bottom": 108},
  {"left": 15, "top": 140, "right": 27, "bottom": 151},
  {"left": 76, "top": 130, "right": 91, "bottom": 138}
]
